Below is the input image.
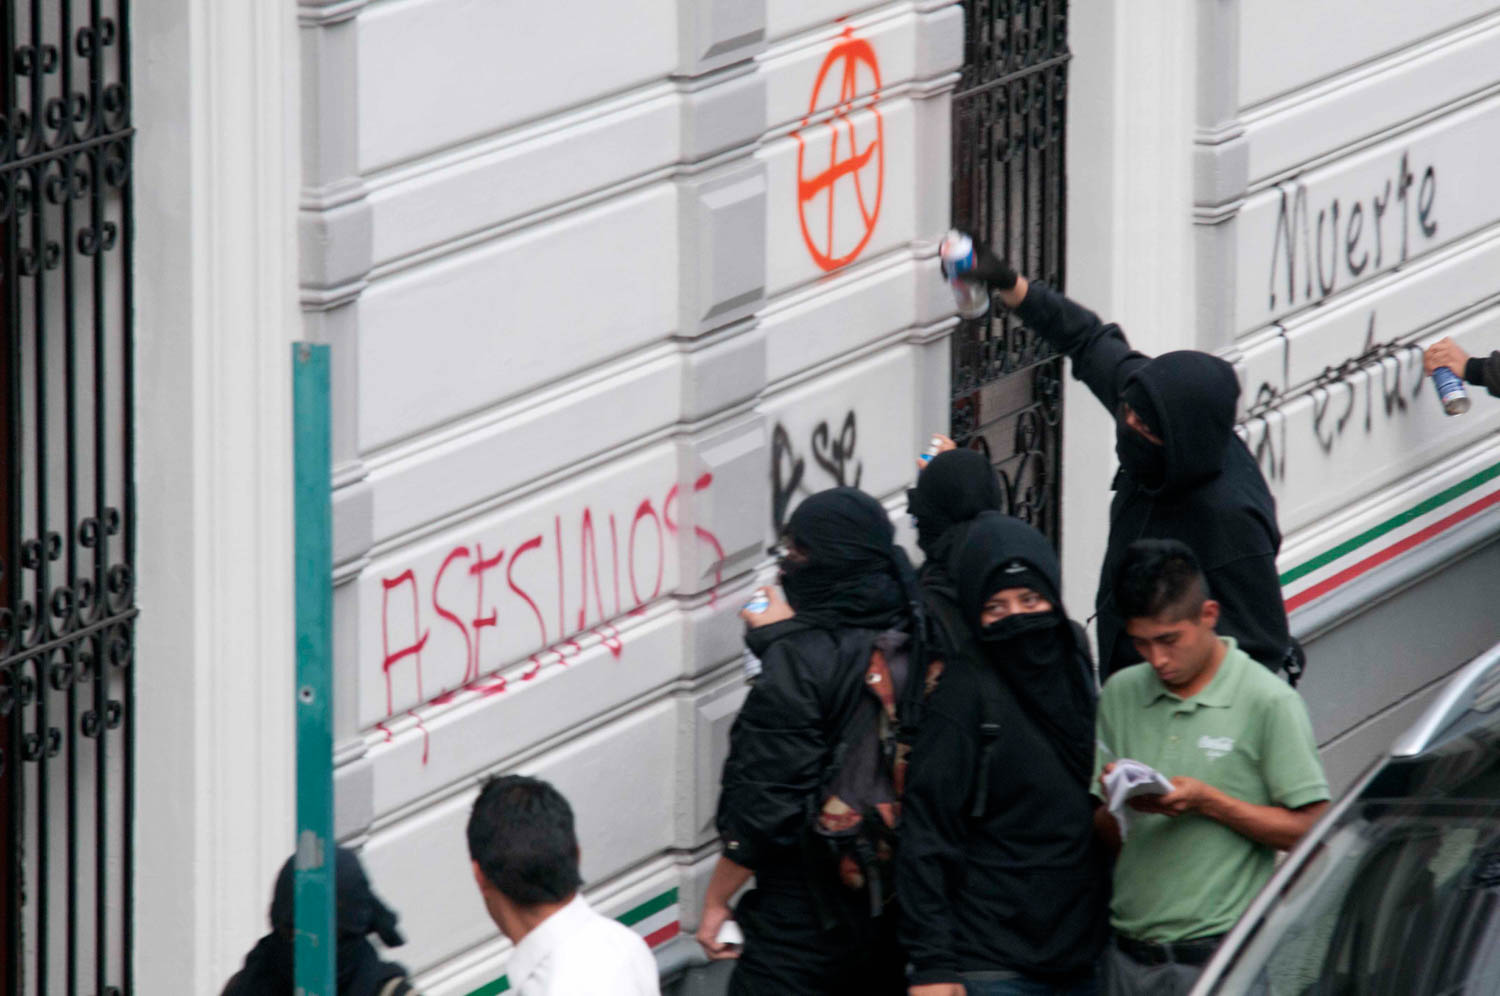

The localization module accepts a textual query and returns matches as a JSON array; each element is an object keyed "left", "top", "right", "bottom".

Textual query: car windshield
[{"left": 1208, "top": 715, "right": 1500, "bottom": 996}]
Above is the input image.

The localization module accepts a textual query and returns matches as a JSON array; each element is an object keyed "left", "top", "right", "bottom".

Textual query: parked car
[{"left": 1193, "top": 640, "right": 1500, "bottom": 995}]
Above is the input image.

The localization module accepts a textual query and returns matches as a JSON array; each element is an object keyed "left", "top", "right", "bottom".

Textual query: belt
[{"left": 1114, "top": 932, "right": 1225, "bottom": 967}]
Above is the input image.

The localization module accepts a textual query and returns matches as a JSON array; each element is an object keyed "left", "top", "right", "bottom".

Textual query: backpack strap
[
  {"left": 894, "top": 601, "right": 932, "bottom": 745},
  {"left": 970, "top": 662, "right": 1005, "bottom": 819},
  {"left": 800, "top": 793, "right": 842, "bottom": 932},
  {"left": 820, "top": 645, "right": 886, "bottom": 792}
]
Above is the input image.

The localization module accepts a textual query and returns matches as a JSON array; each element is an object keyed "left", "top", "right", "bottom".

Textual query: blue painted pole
[{"left": 292, "top": 343, "right": 336, "bottom": 995}]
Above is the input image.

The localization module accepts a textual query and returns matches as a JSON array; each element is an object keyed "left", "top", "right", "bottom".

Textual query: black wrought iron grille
[
  {"left": 0, "top": 1, "right": 134, "bottom": 994},
  {"left": 950, "top": 0, "right": 1068, "bottom": 542}
]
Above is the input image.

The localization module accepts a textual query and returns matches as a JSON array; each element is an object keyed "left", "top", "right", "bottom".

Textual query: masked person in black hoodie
[
  {"left": 947, "top": 240, "right": 1298, "bottom": 681},
  {"left": 898, "top": 511, "right": 1108, "bottom": 996},
  {"left": 221, "top": 846, "right": 416, "bottom": 996},
  {"left": 908, "top": 447, "right": 1006, "bottom": 648},
  {"left": 697, "top": 487, "right": 923, "bottom": 996}
]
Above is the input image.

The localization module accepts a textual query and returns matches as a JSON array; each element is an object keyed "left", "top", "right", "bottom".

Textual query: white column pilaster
[
  {"left": 132, "top": 0, "right": 300, "bottom": 988},
  {"left": 1060, "top": 0, "right": 1198, "bottom": 632}
]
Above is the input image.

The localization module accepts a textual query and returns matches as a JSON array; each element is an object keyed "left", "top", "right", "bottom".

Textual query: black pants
[{"left": 729, "top": 884, "right": 905, "bottom": 996}]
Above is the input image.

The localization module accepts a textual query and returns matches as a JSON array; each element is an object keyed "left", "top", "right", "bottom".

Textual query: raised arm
[
  {"left": 1425, "top": 337, "right": 1500, "bottom": 399},
  {"left": 958, "top": 240, "right": 1150, "bottom": 414}
]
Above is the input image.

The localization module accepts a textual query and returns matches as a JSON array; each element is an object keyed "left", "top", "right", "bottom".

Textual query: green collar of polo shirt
[{"left": 1140, "top": 637, "right": 1247, "bottom": 710}]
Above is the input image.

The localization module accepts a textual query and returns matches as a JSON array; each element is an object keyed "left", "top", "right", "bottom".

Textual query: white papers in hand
[{"left": 1103, "top": 758, "right": 1175, "bottom": 841}]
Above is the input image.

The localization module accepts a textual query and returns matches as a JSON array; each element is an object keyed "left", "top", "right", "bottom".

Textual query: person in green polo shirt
[{"left": 1092, "top": 539, "right": 1330, "bottom": 996}]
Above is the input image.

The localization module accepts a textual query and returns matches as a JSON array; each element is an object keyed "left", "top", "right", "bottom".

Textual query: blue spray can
[
  {"left": 1432, "top": 366, "right": 1471, "bottom": 416},
  {"left": 940, "top": 230, "right": 990, "bottom": 320},
  {"left": 740, "top": 591, "right": 771, "bottom": 681},
  {"left": 918, "top": 435, "right": 943, "bottom": 465}
]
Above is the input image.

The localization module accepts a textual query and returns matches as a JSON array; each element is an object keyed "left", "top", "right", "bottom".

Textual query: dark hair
[
  {"left": 1114, "top": 539, "right": 1211, "bottom": 622},
  {"left": 466, "top": 775, "right": 582, "bottom": 906}
]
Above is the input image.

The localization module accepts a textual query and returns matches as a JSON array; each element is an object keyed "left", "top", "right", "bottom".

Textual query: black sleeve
[
  {"left": 1464, "top": 352, "right": 1500, "bottom": 398},
  {"left": 1204, "top": 550, "right": 1291, "bottom": 670},
  {"left": 744, "top": 616, "right": 808, "bottom": 656},
  {"left": 715, "top": 634, "right": 832, "bottom": 870},
  {"left": 1198, "top": 472, "right": 1290, "bottom": 670},
  {"left": 1013, "top": 280, "right": 1151, "bottom": 415},
  {"left": 896, "top": 665, "right": 981, "bottom": 985}
]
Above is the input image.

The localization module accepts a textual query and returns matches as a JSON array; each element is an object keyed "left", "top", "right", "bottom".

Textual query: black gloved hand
[{"left": 941, "top": 232, "right": 1019, "bottom": 291}]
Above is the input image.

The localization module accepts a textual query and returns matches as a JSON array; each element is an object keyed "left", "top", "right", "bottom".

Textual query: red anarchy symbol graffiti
[{"left": 794, "top": 26, "right": 884, "bottom": 272}]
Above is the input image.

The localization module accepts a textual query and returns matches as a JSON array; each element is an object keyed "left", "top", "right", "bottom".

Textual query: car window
[{"left": 1210, "top": 728, "right": 1500, "bottom": 995}]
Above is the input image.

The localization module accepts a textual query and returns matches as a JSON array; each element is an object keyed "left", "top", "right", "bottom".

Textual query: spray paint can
[
  {"left": 1432, "top": 366, "right": 1471, "bottom": 416},
  {"left": 940, "top": 230, "right": 990, "bottom": 320},
  {"left": 740, "top": 590, "right": 771, "bottom": 682}
]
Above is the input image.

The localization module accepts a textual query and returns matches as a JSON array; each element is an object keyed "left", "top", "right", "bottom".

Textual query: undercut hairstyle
[
  {"left": 1114, "top": 539, "right": 1212, "bottom": 623},
  {"left": 467, "top": 775, "right": 582, "bottom": 907}
]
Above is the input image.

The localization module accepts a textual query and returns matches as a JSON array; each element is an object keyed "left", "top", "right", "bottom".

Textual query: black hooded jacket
[
  {"left": 716, "top": 488, "right": 920, "bottom": 883},
  {"left": 1015, "top": 282, "right": 1291, "bottom": 677},
  {"left": 908, "top": 448, "right": 1006, "bottom": 571},
  {"left": 222, "top": 848, "right": 411, "bottom": 996},
  {"left": 908, "top": 448, "right": 1005, "bottom": 660},
  {"left": 897, "top": 513, "right": 1108, "bottom": 985}
]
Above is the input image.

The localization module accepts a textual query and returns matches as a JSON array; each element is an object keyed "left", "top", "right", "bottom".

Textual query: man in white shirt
[{"left": 468, "top": 775, "right": 660, "bottom": 996}]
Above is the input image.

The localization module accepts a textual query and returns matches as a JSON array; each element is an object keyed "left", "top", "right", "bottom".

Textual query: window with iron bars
[
  {"left": 950, "top": 0, "right": 1068, "bottom": 543},
  {"left": 0, "top": 1, "right": 134, "bottom": 994}
]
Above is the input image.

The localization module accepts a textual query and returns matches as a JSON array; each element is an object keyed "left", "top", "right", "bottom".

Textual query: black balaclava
[
  {"left": 1119, "top": 350, "right": 1241, "bottom": 496},
  {"left": 232, "top": 846, "right": 407, "bottom": 995},
  {"left": 906, "top": 448, "right": 1005, "bottom": 563},
  {"left": 1116, "top": 380, "right": 1165, "bottom": 489},
  {"left": 781, "top": 487, "right": 918, "bottom": 632},
  {"left": 956, "top": 511, "right": 1095, "bottom": 786}
]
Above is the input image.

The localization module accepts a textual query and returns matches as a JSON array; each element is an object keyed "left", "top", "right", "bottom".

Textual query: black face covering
[
  {"left": 979, "top": 611, "right": 1094, "bottom": 786},
  {"left": 229, "top": 847, "right": 408, "bottom": 996},
  {"left": 781, "top": 487, "right": 918, "bottom": 632},
  {"left": 1116, "top": 418, "right": 1166, "bottom": 490},
  {"left": 906, "top": 448, "right": 1004, "bottom": 562},
  {"left": 978, "top": 610, "right": 1061, "bottom": 643},
  {"left": 1117, "top": 380, "right": 1167, "bottom": 489},
  {"left": 957, "top": 512, "right": 1096, "bottom": 788}
]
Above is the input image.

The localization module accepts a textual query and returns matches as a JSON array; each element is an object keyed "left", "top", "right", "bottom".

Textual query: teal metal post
[{"left": 292, "top": 343, "right": 336, "bottom": 994}]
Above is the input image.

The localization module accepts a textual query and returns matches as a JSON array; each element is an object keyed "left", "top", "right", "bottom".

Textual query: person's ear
[
  {"left": 1201, "top": 599, "right": 1220, "bottom": 630},
  {"left": 471, "top": 860, "right": 490, "bottom": 893}
]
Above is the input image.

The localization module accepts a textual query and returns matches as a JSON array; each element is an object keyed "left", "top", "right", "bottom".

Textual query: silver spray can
[
  {"left": 740, "top": 591, "right": 771, "bottom": 682},
  {"left": 940, "top": 230, "right": 990, "bottom": 320},
  {"left": 1432, "top": 366, "right": 1471, "bottom": 416},
  {"left": 918, "top": 435, "right": 943, "bottom": 465}
]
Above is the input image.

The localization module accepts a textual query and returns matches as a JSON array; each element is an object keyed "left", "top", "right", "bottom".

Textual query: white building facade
[
  {"left": 1193, "top": 1, "right": 1500, "bottom": 793},
  {"left": 6, "top": 0, "right": 1487, "bottom": 993}
]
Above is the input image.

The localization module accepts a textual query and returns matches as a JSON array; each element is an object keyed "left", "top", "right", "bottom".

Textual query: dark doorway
[{"left": 949, "top": 0, "right": 1069, "bottom": 542}]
